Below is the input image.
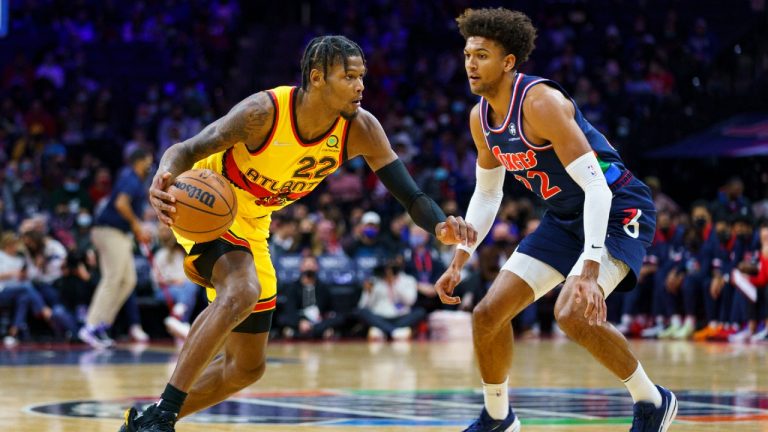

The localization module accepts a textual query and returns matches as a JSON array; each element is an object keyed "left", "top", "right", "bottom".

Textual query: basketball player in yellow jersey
[{"left": 119, "top": 35, "right": 477, "bottom": 432}]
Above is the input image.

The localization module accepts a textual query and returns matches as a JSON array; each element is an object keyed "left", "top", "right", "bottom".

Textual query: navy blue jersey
[
  {"left": 94, "top": 167, "right": 147, "bottom": 233},
  {"left": 480, "top": 73, "right": 625, "bottom": 215}
]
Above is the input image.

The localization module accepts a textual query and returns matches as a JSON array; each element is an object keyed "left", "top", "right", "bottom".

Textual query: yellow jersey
[{"left": 192, "top": 86, "right": 351, "bottom": 219}]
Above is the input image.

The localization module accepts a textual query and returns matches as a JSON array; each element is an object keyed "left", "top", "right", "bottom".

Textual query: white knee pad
[
  {"left": 568, "top": 248, "right": 630, "bottom": 297},
  {"left": 502, "top": 251, "right": 566, "bottom": 300}
]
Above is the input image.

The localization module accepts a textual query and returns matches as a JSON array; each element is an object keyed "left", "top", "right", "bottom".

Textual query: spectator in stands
[
  {"left": 358, "top": 257, "right": 426, "bottom": 341},
  {"left": 268, "top": 214, "right": 300, "bottom": 258},
  {"left": 690, "top": 216, "right": 738, "bottom": 341},
  {"left": 734, "top": 224, "right": 768, "bottom": 342},
  {"left": 0, "top": 231, "right": 72, "bottom": 345},
  {"left": 645, "top": 176, "right": 680, "bottom": 216},
  {"left": 278, "top": 255, "right": 343, "bottom": 340},
  {"left": 660, "top": 202, "right": 712, "bottom": 339},
  {"left": 712, "top": 177, "right": 752, "bottom": 223},
  {"left": 53, "top": 251, "right": 95, "bottom": 329},
  {"left": 152, "top": 225, "right": 199, "bottom": 342},
  {"left": 344, "top": 211, "right": 394, "bottom": 259},
  {"left": 403, "top": 223, "right": 446, "bottom": 315}
]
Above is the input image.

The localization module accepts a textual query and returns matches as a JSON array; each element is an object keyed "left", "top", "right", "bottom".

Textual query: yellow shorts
[{"left": 173, "top": 213, "right": 277, "bottom": 315}]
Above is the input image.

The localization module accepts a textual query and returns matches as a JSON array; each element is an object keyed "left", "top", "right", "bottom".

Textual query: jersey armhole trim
[
  {"left": 246, "top": 90, "right": 279, "bottom": 155},
  {"left": 518, "top": 79, "right": 554, "bottom": 151}
]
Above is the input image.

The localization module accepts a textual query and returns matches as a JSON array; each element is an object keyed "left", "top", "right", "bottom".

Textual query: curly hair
[
  {"left": 300, "top": 35, "right": 365, "bottom": 90},
  {"left": 456, "top": 8, "right": 537, "bottom": 67}
]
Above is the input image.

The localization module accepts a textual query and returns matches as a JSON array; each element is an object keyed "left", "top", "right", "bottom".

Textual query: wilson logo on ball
[{"left": 173, "top": 181, "right": 216, "bottom": 208}]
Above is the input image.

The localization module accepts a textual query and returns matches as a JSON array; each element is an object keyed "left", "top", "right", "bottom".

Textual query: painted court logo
[{"left": 26, "top": 389, "right": 768, "bottom": 427}]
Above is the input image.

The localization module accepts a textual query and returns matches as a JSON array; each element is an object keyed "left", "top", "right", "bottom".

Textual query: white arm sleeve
[
  {"left": 457, "top": 164, "right": 506, "bottom": 256},
  {"left": 565, "top": 151, "right": 613, "bottom": 263}
]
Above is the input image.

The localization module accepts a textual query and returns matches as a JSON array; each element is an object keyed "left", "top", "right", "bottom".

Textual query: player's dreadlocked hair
[
  {"left": 300, "top": 35, "right": 365, "bottom": 90},
  {"left": 456, "top": 8, "right": 537, "bottom": 68}
]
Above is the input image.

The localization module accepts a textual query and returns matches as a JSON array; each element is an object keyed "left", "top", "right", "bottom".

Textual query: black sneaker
[
  {"left": 463, "top": 407, "right": 521, "bottom": 432},
  {"left": 119, "top": 404, "right": 176, "bottom": 432},
  {"left": 630, "top": 385, "right": 678, "bottom": 432}
]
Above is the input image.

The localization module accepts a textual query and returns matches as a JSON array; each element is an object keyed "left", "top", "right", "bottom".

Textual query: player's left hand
[
  {"left": 435, "top": 216, "right": 477, "bottom": 246},
  {"left": 572, "top": 276, "right": 606, "bottom": 326}
]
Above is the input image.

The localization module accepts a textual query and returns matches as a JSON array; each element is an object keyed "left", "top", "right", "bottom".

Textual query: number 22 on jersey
[{"left": 513, "top": 171, "right": 562, "bottom": 200}]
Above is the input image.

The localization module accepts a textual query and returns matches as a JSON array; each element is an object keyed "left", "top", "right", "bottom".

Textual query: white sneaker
[
  {"left": 615, "top": 322, "right": 631, "bottom": 335},
  {"left": 671, "top": 322, "right": 695, "bottom": 340},
  {"left": 78, "top": 326, "right": 108, "bottom": 349},
  {"left": 750, "top": 327, "right": 768, "bottom": 343},
  {"left": 3, "top": 336, "right": 18, "bottom": 348},
  {"left": 392, "top": 327, "right": 412, "bottom": 341},
  {"left": 641, "top": 324, "right": 665, "bottom": 339},
  {"left": 129, "top": 325, "right": 150, "bottom": 343},
  {"left": 657, "top": 323, "right": 680, "bottom": 339},
  {"left": 164, "top": 316, "right": 190, "bottom": 340},
  {"left": 95, "top": 324, "right": 115, "bottom": 347},
  {"left": 367, "top": 327, "right": 385, "bottom": 341},
  {"left": 728, "top": 328, "right": 752, "bottom": 343}
]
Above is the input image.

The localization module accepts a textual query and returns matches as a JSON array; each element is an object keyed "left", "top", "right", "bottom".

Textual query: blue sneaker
[
  {"left": 463, "top": 407, "right": 521, "bottom": 432},
  {"left": 630, "top": 385, "right": 678, "bottom": 431}
]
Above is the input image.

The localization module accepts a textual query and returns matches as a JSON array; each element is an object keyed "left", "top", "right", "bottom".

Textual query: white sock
[
  {"left": 623, "top": 363, "right": 662, "bottom": 407},
  {"left": 483, "top": 377, "right": 509, "bottom": 420}
]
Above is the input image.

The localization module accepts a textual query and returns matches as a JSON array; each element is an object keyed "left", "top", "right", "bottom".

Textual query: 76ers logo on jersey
[{"left": 622, "top": 209, "right": 642, "bottom": 238}]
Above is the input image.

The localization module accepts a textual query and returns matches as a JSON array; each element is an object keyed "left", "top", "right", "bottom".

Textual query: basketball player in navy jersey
[{"left": 434, "top": 8, "right": 677, "bottom": 432}]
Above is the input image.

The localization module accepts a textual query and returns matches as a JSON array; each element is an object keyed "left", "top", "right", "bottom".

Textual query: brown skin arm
[
  {"left": 523, "top": 84, "right": 607, "bottom": 325},
  {"left": 346, "top": 109, "right": 477, "bottom": 245},
  {"left": 150, "top": 92, "right": 275, "bottom": 225},
  {"left": 435, "top": 104, "right": 499, "bottom": 304},
  {"left": 345, "top": 108, "right": 399, "bottom": 169},
  {"left": 113, "top": 192, "right": 150, "bottom": 243}
]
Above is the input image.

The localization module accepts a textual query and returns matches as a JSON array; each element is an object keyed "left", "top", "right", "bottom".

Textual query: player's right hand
[
  {"left": 149, "top": 171, "right": 177, "bottom": 226},
  {"left": 434, "top": 267, "right": 462, "bottom": 305}
]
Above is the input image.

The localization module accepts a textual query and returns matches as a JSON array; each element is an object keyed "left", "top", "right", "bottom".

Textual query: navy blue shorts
[{"left": 517, "top": 173, "right": 656, "bottom": 292}]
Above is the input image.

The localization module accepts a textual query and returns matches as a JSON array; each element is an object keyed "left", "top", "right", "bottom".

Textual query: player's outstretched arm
[
  {"left": 524, "top": 85, "right": 612, "bottom": 325},
  {"left": 435, "top": 104, "right": 505, "bottom": 304},
  {"left": 149, "top": 92, "right": 274, "bottom": 225},
  {"left": 346, "top": 109, "right": 477, "bottom": 246}
]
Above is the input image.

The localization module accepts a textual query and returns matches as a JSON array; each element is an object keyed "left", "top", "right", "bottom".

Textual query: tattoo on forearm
[{"left": 158, "top": 92, "right": 273, "bottom": 176}]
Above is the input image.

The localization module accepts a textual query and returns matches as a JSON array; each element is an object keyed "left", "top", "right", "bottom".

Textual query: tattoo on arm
[{"left": 157, "top": 92, "right": 274, "bottom": 176}]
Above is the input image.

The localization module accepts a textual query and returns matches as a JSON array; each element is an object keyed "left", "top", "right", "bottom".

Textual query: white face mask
[{"left": 76, "top": 214, "right": 92, "bottom": 227}]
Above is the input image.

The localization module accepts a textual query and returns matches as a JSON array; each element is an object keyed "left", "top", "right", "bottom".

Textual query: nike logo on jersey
[{"left": 591, "top": 245, "right": 603, "bottom": 249}]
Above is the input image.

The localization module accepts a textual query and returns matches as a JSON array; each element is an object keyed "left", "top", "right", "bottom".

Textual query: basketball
[{"left": 168, "top": 169, "right": 237, "bottom": 243}]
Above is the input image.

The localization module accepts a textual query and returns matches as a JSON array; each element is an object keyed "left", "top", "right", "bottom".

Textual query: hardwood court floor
[{"left": 1, "top": 338, "right": 767, "bottom": 431}]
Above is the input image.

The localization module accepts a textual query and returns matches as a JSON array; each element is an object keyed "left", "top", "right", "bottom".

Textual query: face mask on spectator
[
  {"left": 301, "top": 270, "right": 317, "bottom": 280},
  {"left": 64, "top": 181, "right": 79, "bottom": 192},
  {"left": 362, "top": 226, "right": 378, "bottom": 239},
  {"left": 717, "top": 230, "right": 731, "bottom": 244},
  {"left": 77, "top": 213, "right": 92, "bottom": 227},
  {"left": 694, "top": 217, "right": 707, "bottom": 229},
  {"left": 409, "top": 232, "right": 428, "bottom": 248}
]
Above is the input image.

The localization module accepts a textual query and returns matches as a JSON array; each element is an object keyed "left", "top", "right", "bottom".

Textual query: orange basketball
[{"left": 169, "top": 169, "right": 237, "bottom": 243}]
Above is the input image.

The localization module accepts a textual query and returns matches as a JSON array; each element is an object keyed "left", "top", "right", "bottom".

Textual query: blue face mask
[
  {"left": 434, "top": 167, "right": 449, "bottom": 181},
  {"left": 362, "top": 226, "right": 378, "bottom": 239},
  {"left": 409, "top": 233, "right": 428, "bottom": 248},
  {"left": 64, "top": 181, "right": 79, "bottom": 192}
]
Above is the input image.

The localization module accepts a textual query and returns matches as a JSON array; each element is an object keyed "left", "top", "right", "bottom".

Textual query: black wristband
[{"left": 375, "top": 159, "right": 447, "bottom": 234}]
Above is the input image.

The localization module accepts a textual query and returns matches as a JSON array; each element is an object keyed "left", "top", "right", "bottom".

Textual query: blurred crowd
[{"left": 0, "top": 0, "right": 767, "bottom": 347}]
